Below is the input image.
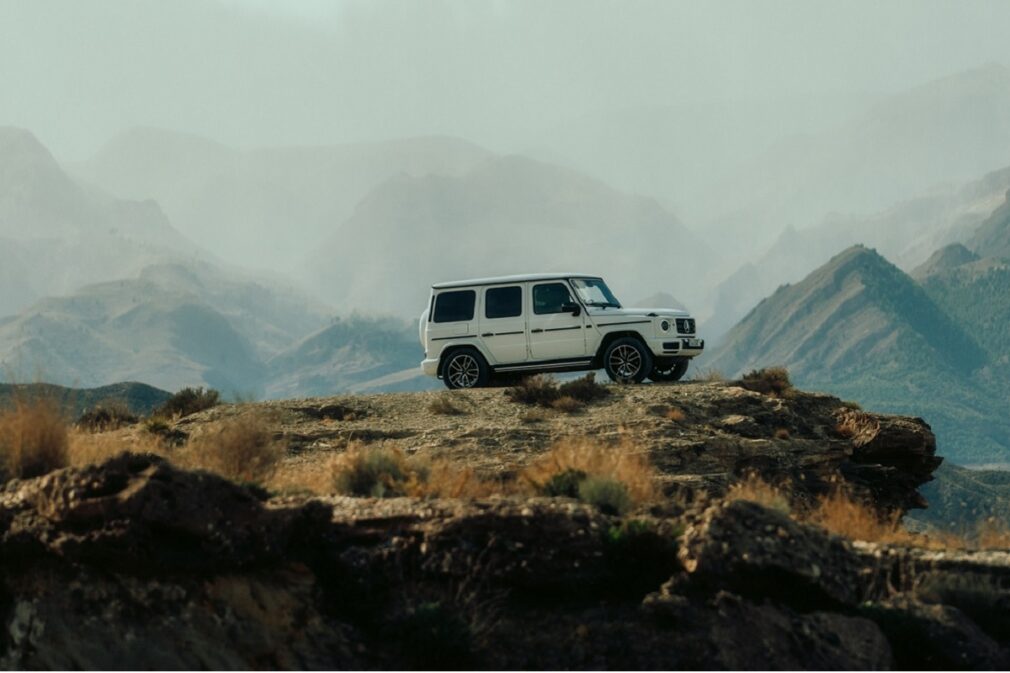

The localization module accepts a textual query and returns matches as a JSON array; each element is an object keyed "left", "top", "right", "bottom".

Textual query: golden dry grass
[
  {"left": 427, "top": 394, "right": 465, "bottom": 416},
  {"left": 725, "top": 473, "right": 791, "bottom": 514},
  {"left": 521, "top": 438, "right": 657, "bottom": 504},
  {"left": 176, "top": 415, "right": 285, "bottom": 485},
  {"left": 0, "top": 399, "right": 69, "bottom": 480},
  {"left": 550, "top": 395, "right": 582, "bottom": 413},
  {"left": 67, "top": 428, "right": 169, "bottom": 466}
]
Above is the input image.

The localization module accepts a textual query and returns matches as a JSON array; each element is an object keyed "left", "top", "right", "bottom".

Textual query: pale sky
[{"left": 2, "top": 0, "right": 1010, "bottom": 160}]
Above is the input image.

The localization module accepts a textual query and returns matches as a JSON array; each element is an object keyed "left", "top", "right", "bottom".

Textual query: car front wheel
[
  {"left": 603, "top": 337, "right": 653, "bottom": 384},
  {"left": 442, "top": 349, "right": 490, "bottom": 389}
]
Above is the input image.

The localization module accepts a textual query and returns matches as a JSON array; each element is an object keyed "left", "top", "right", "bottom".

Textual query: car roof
[{"left": 431, "top": 273, "right": 601, "bottom": 289}]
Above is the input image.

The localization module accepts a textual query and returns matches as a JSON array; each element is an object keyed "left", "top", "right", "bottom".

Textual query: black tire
[
  {"left": 441, "top": 348, "right": 490, "bottom": 389},
  {"left": 603, "top": 337, "right": 653, "bottom": 384},
  {"left": 649, "top": 358, "right": 689, "bottom": 383}
]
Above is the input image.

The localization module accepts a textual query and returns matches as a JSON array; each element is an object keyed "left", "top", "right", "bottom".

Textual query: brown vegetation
[
  {"left": 725, "top": 473, "right": 791, "bottom": 514},
  {"left": 176, "top": 415, "right": 284, "bottom": 485},
  {"left": 737, "top": 366, "right": 794, "bottom": 398},
  {"left": 0, "top": 398, "right": 68, "bottom": 480},
  {"left": 505, "top": 373, "right": 610, "bottom": 410},
  {"left": 76, "top": 401, "right": 138, "bottom": 432},
  {"left": 522, "top": 438, "right": 656, "bottom": 507},
  {"left": 153, "top": 386, "right": 221, "bottom": 419},
  {"left": 427, "top": 394, "right": 466, "bottom": 416}
]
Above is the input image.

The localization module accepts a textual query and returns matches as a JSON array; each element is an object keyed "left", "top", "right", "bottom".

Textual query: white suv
[{"left": 419, "top": 273, "right": 704, "bottom": 389}]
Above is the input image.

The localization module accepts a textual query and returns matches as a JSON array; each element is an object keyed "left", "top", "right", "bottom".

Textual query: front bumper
[
  {"left": 649, "top": 336, "right": 705, "bottom": 358},
  {"left": 421, "top": 357, "right": 440, "bottom": 377}
]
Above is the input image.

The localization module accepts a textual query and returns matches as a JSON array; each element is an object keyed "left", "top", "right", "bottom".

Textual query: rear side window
[
  {"left": 433, "top": 290, "right": 476, "bottom": 323},
  {"left": 485, "top": 286, "right": 522, "bottom": 319},
  {"left": 533, "top": 282, "right": 575, "bottom": 314}
]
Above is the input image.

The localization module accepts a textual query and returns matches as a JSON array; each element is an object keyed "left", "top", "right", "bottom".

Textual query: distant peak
[{"left": 912, "top": 243, "right": 980, "bottom": 280}]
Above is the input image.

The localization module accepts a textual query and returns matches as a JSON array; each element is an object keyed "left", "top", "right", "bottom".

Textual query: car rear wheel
[
  {"left": 649, "top": 358, "right": 689, "bottom": 382},
  {"left": 442, "top": 349, "right": 490, "bottom": 389},
  {"left": 603, "top": 337, "right": 653, "bottom": 384}
]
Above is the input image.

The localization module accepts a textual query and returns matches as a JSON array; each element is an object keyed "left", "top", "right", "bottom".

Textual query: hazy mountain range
[{"left": 707, "top": 191, "right": 1010, "bottom": 465}]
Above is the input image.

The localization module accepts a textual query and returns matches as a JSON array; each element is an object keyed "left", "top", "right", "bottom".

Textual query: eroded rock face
[{"left": 0, "top": 454, "right": 1006, "bottom": 670}]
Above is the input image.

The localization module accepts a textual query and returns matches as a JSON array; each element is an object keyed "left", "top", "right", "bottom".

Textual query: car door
[
  {"left": 478, "top": 284, "right": 528, "bottom": 365},
  {"left": 528, "top": 281, "right": 587, "bottom": 361}
]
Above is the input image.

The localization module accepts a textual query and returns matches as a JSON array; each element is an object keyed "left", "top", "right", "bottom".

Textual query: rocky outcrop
[
  {"left": 172, "top": 381, "right": 941, "bottom": 513},
  {"left": 0, "top": 454, "right": 1006, "bottom": 670}
]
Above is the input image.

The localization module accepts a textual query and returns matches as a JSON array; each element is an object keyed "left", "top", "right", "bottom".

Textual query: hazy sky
[{"left": 3, "top": 0, "right": 1010, "bottom": 160}]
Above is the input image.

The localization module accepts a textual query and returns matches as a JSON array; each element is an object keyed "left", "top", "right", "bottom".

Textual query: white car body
[{"left": 419, "top": 273, "right": 704, "bottom": 386}]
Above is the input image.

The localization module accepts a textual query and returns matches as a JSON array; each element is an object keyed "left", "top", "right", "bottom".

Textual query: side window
[
  {"left": 485, "top": 286, "right": 522, "bottom": 319},
  {"left": 433, "top": 290, "right": 475, "bottom": 323},
  {"left": 533, "top": 283, "right": 575, "bottom": 315}
]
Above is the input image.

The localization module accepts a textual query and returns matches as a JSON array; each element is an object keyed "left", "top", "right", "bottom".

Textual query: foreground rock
[
  {"left": 171, "top": 381, "right": 940, "bottom": 512},
  {"left": 1, "top": 455, "right": 1007, "bottom": 670}
]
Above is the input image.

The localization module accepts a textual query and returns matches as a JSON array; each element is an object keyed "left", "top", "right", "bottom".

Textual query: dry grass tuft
[
  {"left": 0, "top": 399, "right": 69, "bottom": 481},
  {"left": 691, "top": 368, "right": 725, "bottom": 383},
  {"left": 298, "top": 443, "right": 492, "bottom": 499},
  {"left": 519, "top": 408, "right": 548, "bottom": 424},
  {"left": 506, "top": 373, "right": 609, "bottom": 410},
  {"left": 505, "top": 375, "right": 560, "bottom": 406},
  {"left": 665, "top": 406, "right": 686, "bottom": 422},
  {"left": 67, "top": 429, "right": 169, "bottom": 467},
  {"left": 726, "top": 473, "right": 791, "bottom": 514},
  {"left": 176, "top": 415, "right": 285, "bottom": 485},
  {"left": 805, "top": 488, "right": 917, "bottom": 546},
  {"left": 550, "top": 396, "right": 582, "bottom": 413},
  {"left": 427, "top": 394, "right": 466, "bottom": 416},
  {"left": 522, "top": 438, "right": 657, "bottom": 506},
  {"left": 738, "top": 367, "right": 794, "bottom": 398}
]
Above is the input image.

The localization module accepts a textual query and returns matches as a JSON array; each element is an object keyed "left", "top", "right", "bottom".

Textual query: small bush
[
  {"left": 76, "top": 401, "right": 138, "bottom": 432},
  {"left": 550, "top": 395, "right": 582, "bottom": 413},
  {"left": 542, "top": 468, "right": 588, "bottom": 498},
  {"left": 773, "top": 427, "right": 790, "bottom": 440},
  {"left": 738, "top": 367, "right": 793, "bottom": 398},
  {"left": 154, "top": 387, "right": 220, "bottom": 419},
  {"left": 523, "top": 439, "right": 657, "bottom": 507},
  {"left": 0, "top": 399, "right": 69, "bottom": 481},
  {"left": 506, "top": 373, "right": 609, "bottom": 409},
  {"left": 558, "top": 373, "right": 610, "bottom": 404},
  {"left": 578, "top": 476, "right": 632, "bottom": 515},
  {"left": 726, "top": 473, "right": 791, "bottom": 514},
  {"left": 178, "top": 416, "right": 284, "bottom": 485},
  {"left": 428, "top": 394, "right": 466, "bottom": 416},
  {"left": 322, "top": 444, "right": 489, "bottom": 499},
  {"left": 505, "top": 375, "right": 560, "bottom": 406}
]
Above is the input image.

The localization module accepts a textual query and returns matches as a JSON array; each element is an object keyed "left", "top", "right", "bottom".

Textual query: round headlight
[{"left": 660, "top": 320, "right": 670, "bottom": 332}]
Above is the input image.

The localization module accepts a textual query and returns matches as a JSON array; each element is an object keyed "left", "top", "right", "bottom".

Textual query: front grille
[{"left": 676, "top": 318, "right": 695, "bottom": 334}]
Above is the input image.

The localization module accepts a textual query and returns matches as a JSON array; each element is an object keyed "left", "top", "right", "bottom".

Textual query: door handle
[
  {"left": 530, "top": 328, "right": 544, "bottom": 333},
  {"left": 481, "top": 332, "right": 494, "bottom": 337}
]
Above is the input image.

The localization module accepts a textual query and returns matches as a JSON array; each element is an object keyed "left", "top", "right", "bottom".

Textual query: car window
[
  {"left": 485, "top": 286, "right": 522, "bottom": 319},
  {"left": 533, "top": 282, "right": 575, "bottom": 315},
  {"left": 433, "top": 290, "right": 476, "bottom": 323}
]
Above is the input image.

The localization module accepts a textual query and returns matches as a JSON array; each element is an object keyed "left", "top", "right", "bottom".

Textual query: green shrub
[
  {"left": 154, "top": 387, "right": 221, "bottom": 419},
  {"left": 578, "top": 476, "right": 632, "bottom": 515},
  {"left": 76, "top": 401, "right": 138, "bottom": 432},
  {"left": 332, "top": 445, "right": 411, "bottom": 498},
  {"left": 542, "top": 468, "right": 588, "bottom": 498}
]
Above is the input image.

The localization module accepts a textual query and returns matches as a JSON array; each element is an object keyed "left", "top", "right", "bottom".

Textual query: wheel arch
[
  {"left": 437, "top": 343, "right": 490, "bottom": 378},
  {"left": 592, "top": 330, "right": 648, "bottom": 367}
]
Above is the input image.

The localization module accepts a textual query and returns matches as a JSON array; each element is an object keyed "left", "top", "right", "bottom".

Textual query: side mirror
[{"left": 561, "top": 302, "right": 581, "bottom": 316}]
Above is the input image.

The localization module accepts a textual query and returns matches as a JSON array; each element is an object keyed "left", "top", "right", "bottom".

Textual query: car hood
[{"left": 585, "top": 306, "right": 689, "bottom": 319}]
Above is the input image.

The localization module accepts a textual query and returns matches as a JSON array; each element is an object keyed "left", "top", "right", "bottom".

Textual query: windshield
[{"left": 570, "top": 278, "right": 621, "bottom": 308}]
